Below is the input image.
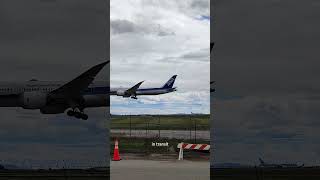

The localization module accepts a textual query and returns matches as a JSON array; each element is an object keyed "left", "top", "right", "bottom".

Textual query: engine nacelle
[
  {"left": 116, "top": 90, "right": 129, "bottom": 97},
  {"left": 20, "top": 92, "right": 48, "bottom": 109}
]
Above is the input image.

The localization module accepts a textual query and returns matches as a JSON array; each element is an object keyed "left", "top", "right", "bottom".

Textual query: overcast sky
[
  {"left": 0, "top": 0, "right": 108, "bottom": 168},
  {"left": 110, "top": 0, "right": 210, "bottom": 115},
  {"left": 212, "top": 0, "right": 320, "bottom": 166}
]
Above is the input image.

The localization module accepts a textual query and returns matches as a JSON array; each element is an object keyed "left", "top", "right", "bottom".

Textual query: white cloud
[{"left": 111, "top": 0, "right": 210, "bottom": 114}]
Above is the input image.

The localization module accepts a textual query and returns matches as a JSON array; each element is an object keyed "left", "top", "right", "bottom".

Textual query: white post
[{"left": 178, "top": 142, "right": 184, "bottom": 160}]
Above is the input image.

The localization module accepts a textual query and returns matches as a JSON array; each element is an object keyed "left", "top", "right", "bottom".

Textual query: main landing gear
[
  {"left": 67, "top": 109, "right": 88, "bottom": 120},
  {"left": 131, "top": 96, "right": 138, "bottom": 100}
]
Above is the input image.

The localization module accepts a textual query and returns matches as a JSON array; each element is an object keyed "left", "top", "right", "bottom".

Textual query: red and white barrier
[
  {"left": 177, "top": 143, "right": 210, "bottom": 151},
  {"left": 177, "top": 142, "right": 210, "bottom": 160}
]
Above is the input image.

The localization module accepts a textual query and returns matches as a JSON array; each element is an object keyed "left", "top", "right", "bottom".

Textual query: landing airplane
[
  {"left": 0, "top": 61, "right": 109, "bottom": 120},
  {"left": 259, "top": 158, "right": 304, "bottom": 168},
  {"left": 110, "top": 75, "right": 177, "bottom": 99},
  {"left": 210, "top": 42, "right": 215, "bottom": 93}
]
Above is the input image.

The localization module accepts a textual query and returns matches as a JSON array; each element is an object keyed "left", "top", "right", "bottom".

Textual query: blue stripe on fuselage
[
  {"left": 82, "top": 86, "right": 109, "bottom": 95},
  {"left": 137, "top": 88, "right": 163, "bottom": 91},
  {"left": 82, "top": 86, "right": 173, "bottom": 95}
]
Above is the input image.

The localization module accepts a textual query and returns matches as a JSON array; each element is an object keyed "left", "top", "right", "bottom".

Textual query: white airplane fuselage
[
  {"left": 0, "top": 69, "right": 177, "bottom": 118},
  {"left": 0, "top": 80, "right": 109, "bottom": 113},
  {"left": 109, "top": 75, "right": 178, "bottom": 98},
  {"left": 109, "top": 87, "right": 176, "bottom": 96}
]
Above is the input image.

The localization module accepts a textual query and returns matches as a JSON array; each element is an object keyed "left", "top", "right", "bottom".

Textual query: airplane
[
  {"left": 210, "top": 42, "right": 215, "bottom": 93},
  {"left": 259, "top": 158, "right": 304, "bottom": 168},
  {"left": 210, "top": 42, "right": 214, "bottom": 52},
  {"left": 210, "top": 81, "right": 215, "bottom": 92},
  {"left": 0, "top": 61, "right": 109, "bottom": 120},
  {"left": 110, "top": 75, "right": 177, "bottom": 99}
]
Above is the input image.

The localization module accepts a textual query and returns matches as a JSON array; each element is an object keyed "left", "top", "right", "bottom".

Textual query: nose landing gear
[{"left": 67, "top": 109, "right": 88, "bottom": 120}]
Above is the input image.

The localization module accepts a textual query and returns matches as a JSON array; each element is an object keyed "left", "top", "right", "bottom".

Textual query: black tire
[
  {"left": 81, "top": 114, "right": 88, "bottom": 120},
  {"left": 74, "top": 112, "right": 82, "bottom": 119},
  {"left": 67, "top": 110, "right": 75, "bottom": 116}
]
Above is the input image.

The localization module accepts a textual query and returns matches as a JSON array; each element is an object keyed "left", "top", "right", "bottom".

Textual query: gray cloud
[
  {"left": 212, "top": 0, "right": 320, "bottom": 165},
  {"left": 111, "top": 19, "right": 136, "bottom": 34},
  {"left": 111, "top": 19, "right": 175, "bottom": 36},
  {"left": 111, "top": 0, "right": 210, "bottom": 114},
  {"left": 212, "top": 96, "right": 320, "bottom": 165},
  {"left": 0, "top": 0, "right": 109, "bottom": 167}
]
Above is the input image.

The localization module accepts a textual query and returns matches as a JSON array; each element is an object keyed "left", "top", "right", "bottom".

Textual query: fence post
[
  {"left": 129, "top": 114, "right": 131, "bottom": 137},
  {"left": 145, "top": 119, "right": 148, "bottom": 137},
  {"left": 190, "top": 116, "right": 192, "bottom": 140},
  {"left": 158, "top": 116, "right": 160, "bottom": 138},
  {"left": 194, "top": 117, "right": 197, "bottom": 144}
]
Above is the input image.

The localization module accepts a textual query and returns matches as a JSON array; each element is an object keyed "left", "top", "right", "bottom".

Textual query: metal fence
[{"left": 110, "top": 114, "right": 210, "bottom": 142}]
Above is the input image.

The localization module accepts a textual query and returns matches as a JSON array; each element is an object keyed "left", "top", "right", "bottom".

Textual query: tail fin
[{"left": 162, "top": 75, "right": 177, "bottom": 88}]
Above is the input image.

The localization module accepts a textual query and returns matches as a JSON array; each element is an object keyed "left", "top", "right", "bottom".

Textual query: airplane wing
[
  {"left": 125, "top": 81, "right": 144, "bottom": 96},
  {"left": 50, "top": 61, "right": 109, "bottom": 97}
]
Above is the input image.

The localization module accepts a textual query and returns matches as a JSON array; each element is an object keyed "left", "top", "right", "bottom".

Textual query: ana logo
[{"left": 167, "top": 78, "right": 174, "bottom": 86}]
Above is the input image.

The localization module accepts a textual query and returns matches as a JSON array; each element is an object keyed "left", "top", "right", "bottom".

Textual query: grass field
[
  {"left": 110, "top": 137, "right": 210, "bottom": 157},
  {"left": 110, "top": 114, "right": 210, "bottom": 130}
]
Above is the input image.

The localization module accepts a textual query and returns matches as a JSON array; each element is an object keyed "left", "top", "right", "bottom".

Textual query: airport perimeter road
[
  {"left": 111, "top": 160, "right": 209, "bottom": 180},
  {"left": 111, "top": 129, "right": 210, "bottom": 140},
  {"left": 0, "top": 170, "right": 109, "bottom": 180}
]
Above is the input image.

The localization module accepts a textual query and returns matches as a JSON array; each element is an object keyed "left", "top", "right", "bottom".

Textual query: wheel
[
  {"left": 81, "top": 114, "right": 88, "bottom": 120},
  {"left": 67, "top": 110, "right": 75, "bottom": 116},
  {"left": 74, "top": 112, "right": 82, "bottom": 119}
]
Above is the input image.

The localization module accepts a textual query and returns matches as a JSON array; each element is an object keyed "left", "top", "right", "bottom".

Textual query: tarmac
[{"left": 111, "top": 159, "right": 209, "bottom": 180}]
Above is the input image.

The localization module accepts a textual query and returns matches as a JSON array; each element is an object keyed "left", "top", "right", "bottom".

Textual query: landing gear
[
  {"left": 67, "top": 110, "right": 75, "bottom": 116},
  {"left": 131, "top": 96, "right": 138, "bottom": 100},
  {"left": 67, "top": 109, "right": 88, "bottom": 120},
  {"left": 81, "top": 114, "right": 88, "bottom": 120}
]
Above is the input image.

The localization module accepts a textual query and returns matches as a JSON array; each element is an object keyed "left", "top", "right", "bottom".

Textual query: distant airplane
[
  {"left": 210, "top": 42, "right": 215, "bottom": 93},
  {"left": 110, "top": 75, "right": 177, "bottom": 99},
  {"left": 0, "top": 61, "right": 109, "bottom": 120},
  {"left": 210, "top": 42, "right": 214, "bottom": 52},
  {"left": 210, "top": 81, "right": 215, "bottom": 92},
  {"left": 259, "top": 158, "right": 304, "bottom": 168}
]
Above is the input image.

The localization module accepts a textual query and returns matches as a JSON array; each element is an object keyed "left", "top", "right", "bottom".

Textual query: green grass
[
  {"left": 110, "top": 137, "right": 210, "bottom": 154},
  {"left": 110, "top": 114, "right": 210, "bottom": 130}
]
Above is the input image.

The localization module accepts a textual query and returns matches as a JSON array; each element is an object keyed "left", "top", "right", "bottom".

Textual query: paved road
[
  {"left": 111, "top": 129, "right": 210, "bottom": 140},
  {"left": 111, "top": 160, "right": 209, "bottom": 180},
  {"left": 0, "top": 170, "right": 109, "bottom": 180}
]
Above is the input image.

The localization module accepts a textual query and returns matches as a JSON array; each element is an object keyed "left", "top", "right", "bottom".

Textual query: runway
[
  {"left": 0, "top": 169, "right": 109, "bottom": 180},
  {"left": 111, "top": 159, "right": 209, "bottom": 180}
]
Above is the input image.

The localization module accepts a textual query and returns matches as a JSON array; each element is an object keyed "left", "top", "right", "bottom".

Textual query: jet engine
[
  {"left": 20, "top": 92, "right": 48, "bottom": 109},
  {"left": 116, "top": 90, "right": 129, "bottom": 97}
]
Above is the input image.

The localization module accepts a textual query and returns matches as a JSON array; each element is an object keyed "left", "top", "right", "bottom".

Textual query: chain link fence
[{"left": 110, "top": 114, "right": 210, "bottom": 142}]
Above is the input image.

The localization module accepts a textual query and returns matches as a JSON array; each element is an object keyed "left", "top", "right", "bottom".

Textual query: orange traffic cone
[{"left": 112, "top": 139, "right": 121, "bottom": 161}]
